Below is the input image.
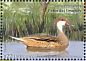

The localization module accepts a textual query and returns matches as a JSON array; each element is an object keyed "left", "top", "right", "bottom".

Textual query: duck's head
[
  {"left": 57, "top": 18, "right": 70, "bottom": 26},
  {"left": 55, "top": 17, "right": 71, "bottom": 32}
]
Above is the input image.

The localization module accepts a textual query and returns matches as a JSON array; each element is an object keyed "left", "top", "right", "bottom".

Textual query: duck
[{"left": 10, "top": 17, "right": 71, "bottom": 51}]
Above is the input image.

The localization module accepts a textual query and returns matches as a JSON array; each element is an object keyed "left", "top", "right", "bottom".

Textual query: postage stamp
[{"left": 0, "top": 0, "right": 85, "bottom": 61}]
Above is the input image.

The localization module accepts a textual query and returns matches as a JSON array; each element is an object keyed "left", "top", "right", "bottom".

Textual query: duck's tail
[{"left": 9, "top": 36, "right": 24, "bottom": 42}]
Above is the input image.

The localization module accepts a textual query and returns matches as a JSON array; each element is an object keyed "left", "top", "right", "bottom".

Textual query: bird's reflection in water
[{"left": 26, "top": 47, "right": 68, "bottom": 57}]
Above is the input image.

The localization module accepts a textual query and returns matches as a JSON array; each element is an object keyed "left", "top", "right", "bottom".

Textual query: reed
[{"left": 3, "top": 2, "right": 84, "bottom": 41}]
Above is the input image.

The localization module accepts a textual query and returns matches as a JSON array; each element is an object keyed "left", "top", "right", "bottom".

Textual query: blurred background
[{"left": 3, "top": 2, "right": 84, "bottom": 41}]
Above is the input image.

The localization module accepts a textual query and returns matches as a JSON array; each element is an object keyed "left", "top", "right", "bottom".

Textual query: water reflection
[
  {"left": 3, "top": 41, "right": 83, "bottom": 58},
  {"left": 26, "top": 47, "right": 68, "bottom": 57}
]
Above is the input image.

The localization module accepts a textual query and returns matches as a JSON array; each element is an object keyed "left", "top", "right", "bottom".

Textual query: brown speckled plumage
[{"left": 10, "top": 17, "right": 69, "bottom": 51}]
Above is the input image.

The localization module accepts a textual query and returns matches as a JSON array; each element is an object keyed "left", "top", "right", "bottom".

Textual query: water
[{"left": 2, "top": 40, "right": 83, "bottom": 59}]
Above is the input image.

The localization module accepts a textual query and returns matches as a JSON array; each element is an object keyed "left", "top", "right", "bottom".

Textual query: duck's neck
[
  {"left": 57, "top": 24, "right": 64, "bottom": 33},
  {"left": 57, "top": 25, "right": 69, "bottom": 46}
]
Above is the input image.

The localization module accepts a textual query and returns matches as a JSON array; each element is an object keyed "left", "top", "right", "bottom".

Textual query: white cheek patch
[
  {"left": 57, "top": 21, "right": 66, "bottom": 26},
  {"left": 57, "top": 21, "right": 66, "bottom": 32}
]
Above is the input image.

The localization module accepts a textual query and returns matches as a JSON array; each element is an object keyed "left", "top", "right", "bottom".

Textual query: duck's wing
[{"left": 26, "top": 34, "right": 59, "bottom": 42}]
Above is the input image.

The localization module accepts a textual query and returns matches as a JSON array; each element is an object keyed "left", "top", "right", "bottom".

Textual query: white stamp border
[{"left": 1, "top": 0, "right": 85, "bottom": 61}]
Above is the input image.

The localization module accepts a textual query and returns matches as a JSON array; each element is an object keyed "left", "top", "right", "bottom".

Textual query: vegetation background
[{"left": 3, "top": 1, "right": 84, "bottom": 41}]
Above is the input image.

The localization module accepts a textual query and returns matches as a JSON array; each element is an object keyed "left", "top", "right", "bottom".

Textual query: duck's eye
[{"left": 61, "top": 19, "right": 64, "bottom": 21}]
